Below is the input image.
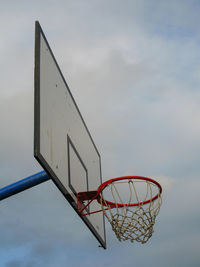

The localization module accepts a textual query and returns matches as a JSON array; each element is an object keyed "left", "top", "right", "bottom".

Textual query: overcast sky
[{"left": 0, "top": 0, "right": 200, "bottom": 266}]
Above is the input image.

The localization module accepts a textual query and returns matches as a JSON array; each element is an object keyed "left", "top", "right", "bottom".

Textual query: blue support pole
[{"left": 0, "top": 171, "right": 50, "bottom": 201}]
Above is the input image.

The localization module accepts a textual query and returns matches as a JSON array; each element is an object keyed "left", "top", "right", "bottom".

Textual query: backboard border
[
  {"left": 34, "top": 21, "right": 106, "bottom": 249},
  {"left": 67, "top": 134, "right": 90, "bottom": 214}
]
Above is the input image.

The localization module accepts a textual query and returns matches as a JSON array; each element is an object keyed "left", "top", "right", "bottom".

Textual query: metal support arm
[{"left": 0, "top": 171, "right": 50, "bottom": 201}]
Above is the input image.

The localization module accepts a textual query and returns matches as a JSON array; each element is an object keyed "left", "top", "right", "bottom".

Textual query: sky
[{"left": 0, "top": 0, "right": 200, "bottom": 266}]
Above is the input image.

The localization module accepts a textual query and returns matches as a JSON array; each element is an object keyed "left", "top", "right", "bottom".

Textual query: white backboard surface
[{"left": 34, "top": 21, "right": 106, "bottom": 248}]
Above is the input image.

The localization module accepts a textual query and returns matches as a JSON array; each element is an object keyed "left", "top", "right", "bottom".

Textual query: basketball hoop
[{"left": 77, "top": 176, "right": 162, "bottom": 244}]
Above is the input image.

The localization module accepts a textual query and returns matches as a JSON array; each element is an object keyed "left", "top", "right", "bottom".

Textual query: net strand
[{"left": 100, "top": 179, "right": 162, "bottom": 244}]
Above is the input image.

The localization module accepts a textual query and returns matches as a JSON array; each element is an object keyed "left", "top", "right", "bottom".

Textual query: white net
[{"left": 99, "top": 178, "right": 162, "bottom": 244}]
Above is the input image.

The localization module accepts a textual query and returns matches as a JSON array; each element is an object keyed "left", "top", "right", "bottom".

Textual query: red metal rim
[{"left": 97, "top": 176, "right": 162, "bottom": 208}]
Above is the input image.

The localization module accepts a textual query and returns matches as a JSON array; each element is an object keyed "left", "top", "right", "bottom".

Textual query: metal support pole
[{"left": 0, "top": 171, "right": 50, "bottom": 201}]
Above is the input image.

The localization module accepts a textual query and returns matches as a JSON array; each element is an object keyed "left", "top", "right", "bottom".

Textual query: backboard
[{"left": 34, "top": 21, "right": 106, "bottom": 248}]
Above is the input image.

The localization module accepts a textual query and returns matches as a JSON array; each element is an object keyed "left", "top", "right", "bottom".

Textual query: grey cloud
[
  {"left": 6, "top": 260, "right": 24, "bottom": 267},
  {"left": 57, "top": 37, "right": 200, "bottom": 179}
]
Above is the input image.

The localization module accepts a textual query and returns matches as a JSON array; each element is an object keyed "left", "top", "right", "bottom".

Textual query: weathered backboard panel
[{"left": 34, "top": 21, "right": 106, "bottom": 248}]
